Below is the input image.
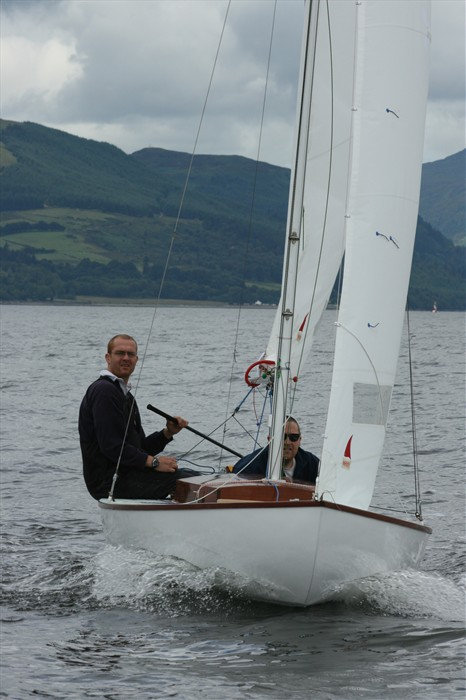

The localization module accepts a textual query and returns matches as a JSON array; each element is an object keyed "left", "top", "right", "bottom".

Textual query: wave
[
  {"left": 329, "top": 569, "right": 465, "bottom": 622},
  {"left": 3, "top": 540, "right": 464, "bottom": 623}
]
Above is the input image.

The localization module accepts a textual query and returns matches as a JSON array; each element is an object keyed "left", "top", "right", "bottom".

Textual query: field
[{"left": 0, "top": 207, "right": 175, "bottom": 267}]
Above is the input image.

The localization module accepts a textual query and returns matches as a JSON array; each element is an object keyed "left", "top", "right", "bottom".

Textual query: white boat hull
[{"left": 99, "top": 499, "right": 430, "bottom": 606}]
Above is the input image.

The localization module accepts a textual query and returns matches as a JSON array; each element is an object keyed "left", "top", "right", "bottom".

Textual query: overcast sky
[{"left": 1, "top": 0, "right": 464, "bottom": 167}]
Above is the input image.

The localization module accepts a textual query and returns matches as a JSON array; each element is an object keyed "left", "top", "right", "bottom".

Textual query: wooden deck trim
[
  {"left": 172, "top": 475, "right": 315, "bottom": 504},
  {"left": 98, "top": 497, "right": 432, "bottom": 534}
]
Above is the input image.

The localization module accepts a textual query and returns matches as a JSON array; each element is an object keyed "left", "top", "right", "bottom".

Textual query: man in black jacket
[
  {"left": 232, "top": 417, "right": 319, "bottom": 483},
  {"left": 79, "top": 334, "right": 196, "bottom": 500}
]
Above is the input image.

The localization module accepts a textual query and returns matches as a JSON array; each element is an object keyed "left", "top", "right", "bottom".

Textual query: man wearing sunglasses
[{"left": 232, "top": 417, "right": 319, "bottom": 484}]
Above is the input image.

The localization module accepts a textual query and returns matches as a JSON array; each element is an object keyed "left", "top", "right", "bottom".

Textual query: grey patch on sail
[{"left": 353, "top": 383, "right": 392, "bottom": 425}]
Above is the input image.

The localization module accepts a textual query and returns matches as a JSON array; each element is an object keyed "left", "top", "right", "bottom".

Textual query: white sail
[
  {"left": 265, "top": 0, "right": 358, "bottom": 479},
  {"left": 316, "top": 1, "right": 431, "bottom": 508},
  {"left": 264, "top": 0, "right": 356, "bottom": 379}
]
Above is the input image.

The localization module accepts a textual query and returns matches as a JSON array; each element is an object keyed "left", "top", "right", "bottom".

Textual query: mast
[
  {"left": 262, "top": 0, "right": 358, "bottom": 479},
  {"left": 267, "top": 0, "right": 316, "bottom": 479}
]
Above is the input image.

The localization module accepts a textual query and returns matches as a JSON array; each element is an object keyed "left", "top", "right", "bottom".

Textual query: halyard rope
[{"left": 108, "top": 1, "right": 233, "bottom": 499}]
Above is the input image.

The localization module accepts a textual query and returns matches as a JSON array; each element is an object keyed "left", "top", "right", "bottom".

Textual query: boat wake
[
  {"left": 330, "top": 569, "right": 465, "bottom": 622},
  {"left": 91, "top": 545, "right": 254, "bottom": 616},
  {"left": 4, "top": 541, "right": 463, "bottom": 623},
  {"left": 91, "top": 546, "right": 465, "bottom": 622}
]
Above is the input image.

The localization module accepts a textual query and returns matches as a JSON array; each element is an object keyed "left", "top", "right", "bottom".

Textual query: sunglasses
[{"left": 284, "top": 433, "right": 300, "bottom": 442}]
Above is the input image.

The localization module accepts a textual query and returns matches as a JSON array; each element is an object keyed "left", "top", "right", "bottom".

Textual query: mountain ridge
[{"left": 0, "top": 119, "right": 464, "bottom": 309}]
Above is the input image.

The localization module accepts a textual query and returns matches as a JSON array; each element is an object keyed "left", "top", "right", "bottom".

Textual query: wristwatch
[{"left": 151, "top": 456, "right": 159, "bottom": 470}]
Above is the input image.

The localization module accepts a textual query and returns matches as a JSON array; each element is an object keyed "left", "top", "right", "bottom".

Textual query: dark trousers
[{"left": 113, "top": 468, "right": 199, "bottom": 499}]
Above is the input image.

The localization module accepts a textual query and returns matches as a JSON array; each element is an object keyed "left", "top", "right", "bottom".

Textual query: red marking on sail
[
  {"left": 342, "top": 435, "right": 353, "bottom": 469},
  {"left": 296, "top": 314, "right": 309, "bottom": 341}
]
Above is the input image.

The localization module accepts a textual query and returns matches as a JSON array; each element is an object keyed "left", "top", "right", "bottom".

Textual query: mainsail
[{"left": 316, "top": 1, "right": 431, "bottom": 508}]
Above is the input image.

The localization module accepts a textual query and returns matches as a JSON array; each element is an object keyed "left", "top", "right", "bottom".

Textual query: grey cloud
[
  {"left": 39, "top": 1, "right": 302, "bottom": 128},
  {"left": 1, "top": 0, "right": 464, "bottom": 165}
]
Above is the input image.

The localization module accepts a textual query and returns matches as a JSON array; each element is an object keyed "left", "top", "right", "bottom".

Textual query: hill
[
  {"left": 0, "top": 119, "right": 167, "bottom": 215},
  {"left": 0, "top": 119, "right": 464, "bottom": 309},
  {"left": 419, "top": 149, "right": 465, "bottom": 246}
]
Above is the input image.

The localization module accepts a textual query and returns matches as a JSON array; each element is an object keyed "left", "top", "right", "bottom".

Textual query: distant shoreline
[
  {"left": 1, "top": 297, "right": 278, "bottom": 309},
  {"left": 1, "top": 299, "right": 458, "bottom": 312}
]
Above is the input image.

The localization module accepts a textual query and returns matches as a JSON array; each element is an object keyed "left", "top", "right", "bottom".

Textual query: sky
[{"left": 1, "top": 0, "right": 465, "bottom": 167}]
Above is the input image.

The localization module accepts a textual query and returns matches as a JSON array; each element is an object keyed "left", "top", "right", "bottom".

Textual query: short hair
[
  {"left": 107, "top": 334, "right": 138, "bottom": 354},
  {"left": 285, "top": 415, "right": 300, "bottom": 432}
]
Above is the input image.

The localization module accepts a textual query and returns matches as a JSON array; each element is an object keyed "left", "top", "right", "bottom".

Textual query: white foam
[
  {"left": 332, "top": 569, "right": 465, "bottom": 622},
  {"left": 90, "top": 546, "right": 466, "bottom": 620},
  {"left": 90, "top": 544, "right": 240, "bottom": 614}
]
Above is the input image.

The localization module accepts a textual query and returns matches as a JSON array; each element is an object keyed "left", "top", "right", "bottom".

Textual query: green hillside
[
  {"left": 419, "top": 149, "right": 465, "bottom": 246},
  {"left": 0, "top": 120, "right": 166, "bottom": 215},
  {"left": 409, "top": 216, "right": 465, "bottom": 309},
  {"left": 0, "top": 119, "right": 464, "bottom": 309}
]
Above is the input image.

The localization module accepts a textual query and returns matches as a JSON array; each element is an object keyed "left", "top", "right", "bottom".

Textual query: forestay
[{"left": 316, "top": 1, "right": 431, "bottom": 508}]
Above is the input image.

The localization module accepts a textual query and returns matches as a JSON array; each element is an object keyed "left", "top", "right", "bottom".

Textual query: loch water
[{"left": 1, "top": 304, "right": 465, "bottom": 699}]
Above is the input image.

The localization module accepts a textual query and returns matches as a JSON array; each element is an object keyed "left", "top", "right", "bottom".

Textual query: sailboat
[{"left": 99, "top": 0, "right": 432, "bottom": 606}]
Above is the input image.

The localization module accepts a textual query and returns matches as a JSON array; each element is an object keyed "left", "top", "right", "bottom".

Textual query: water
[{"left": 1, "top": 304, "right": 465, "bottom": 698}]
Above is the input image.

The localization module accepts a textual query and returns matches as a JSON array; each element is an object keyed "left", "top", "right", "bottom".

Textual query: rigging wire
[
  {"left": 369, "top": 308, "right": 423, "bottom": 522},
  {"left": 264, "top": 0, "right": 323, "bottom": 477},
  {"left": 290, "top": 0, "right": 336, "bottom": 415},
  {"left": 260, "top": 0, "right": 337, "bottom": 460},
  {"left": 265, "top": 0, "right": 318, "bottom": 449},
  {"left": 174, "top": 386, "right": 268, "bottom": 466},
  {"left": 220, "top": 0, "right": 279, "bottom": 459},
  {"left": 176, "top": 412, "right": 238, "bottom": 460},
  {"left": 334, "top": 255, "right": 344, "bottom": 309},
  {"left": 406, "top": 304, "right": 423, "bottom": 520},
  {"left": 108, "top": 0, "right": 232, "bottom": 499},
  {"left": 253, "top": 388, "right": 273, "bottom": 448}
]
